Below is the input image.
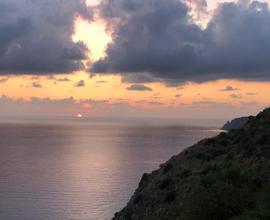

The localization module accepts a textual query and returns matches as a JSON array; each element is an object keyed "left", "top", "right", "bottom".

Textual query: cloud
[
  {"left": 175, "top": 94, "right": 182, "bottom": 98},
  {"left": 148, "top": 101, "right": 162, "bottom": 106},
  {"left": 91, "top": 0, "right": 270, "bottom": 83},
  {"left": 193, "top": 101, "right": 220, "bottom": 105},
  {"left": 246, "top": 92, "right": 257, "bottom": 96},
  {"left": 0, "top": 0, "right": 91, "bottom": 75},
  {"left": 121, "top": 72, "right": 186, "bottom": 87},
  {"left": 96, "top": 80, "right": 108, "bottom": 83},
  {"left": 0, "top": 77, "right": 9, "bottom": 83},
  {"left": 150, "top": 93, "right": 161, "bottom": 99},
  {"left": 20, "top": 82, "right": 42, "bottom": 88},
  {"left": 220, "top": 85, "right": 239, "bottom": 91},
  {"left": 126, "top": 84, "right": 153, "bottom": 91},
  {"left": 74, "top": 80, "right": 85, "bottom": 87},
  {"left": 0, "top": 95, "right": 266, "bottom": 119},
  {"left": 32, "top": 82, "right": 42, "bottom": 88},
  {"left": 47, "top": 75, "right": 57, "bottom": 80},
  {"left": 31, "top": 76, "right": 40, "bottom": 80},
  {"left": 0, "top": 96, "right": 79, "bottom": 116},
  {"left": 186, "top": 0, "right": 208, "bottom": 21},
  {"left": 57, "top": 77, "right": 70, "bottom": 82},
  {"left": 0, "top": 95, "right": 128, "bottom": 116},
  {"left": 230, "top": 93, "right": 242, "bottom": 99},
  {"left": 122, "top": 73, "right": 158, "bottom": 84}
]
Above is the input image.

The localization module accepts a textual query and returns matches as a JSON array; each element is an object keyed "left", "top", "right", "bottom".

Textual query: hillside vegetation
[{"left": 113, "top": 108, "right": 270, "bottom": 220}]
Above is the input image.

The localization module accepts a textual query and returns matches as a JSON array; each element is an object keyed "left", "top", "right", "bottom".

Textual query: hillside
[{"left": 113, "top": 108, "right": 270, "bottom": 220}]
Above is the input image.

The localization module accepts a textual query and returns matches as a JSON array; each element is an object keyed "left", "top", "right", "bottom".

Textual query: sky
[{"left": 0, "top": 0, "right": 270, "bottom": 119}]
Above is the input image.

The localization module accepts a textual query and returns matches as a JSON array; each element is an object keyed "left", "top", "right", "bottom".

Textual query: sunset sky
[{"left": 1, "top": 0, "right": 270, "bottom": 119}]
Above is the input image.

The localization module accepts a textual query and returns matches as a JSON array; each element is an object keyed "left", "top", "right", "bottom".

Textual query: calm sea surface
[{"left": 0, "top": 118, "right": 221, "bottom": 220}]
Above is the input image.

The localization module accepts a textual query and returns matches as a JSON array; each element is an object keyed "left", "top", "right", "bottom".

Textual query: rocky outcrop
[{"left": 222, "top": 116, "right": 251, "bottom": 130}]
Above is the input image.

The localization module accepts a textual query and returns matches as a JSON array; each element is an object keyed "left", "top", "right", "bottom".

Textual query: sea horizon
[{"left": 0, "top": 115, "right": 227, "bottom": 128}]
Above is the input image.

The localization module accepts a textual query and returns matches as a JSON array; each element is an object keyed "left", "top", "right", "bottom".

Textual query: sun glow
[{"left": 73, "top": 18, "right": 111, "bottom": 61}]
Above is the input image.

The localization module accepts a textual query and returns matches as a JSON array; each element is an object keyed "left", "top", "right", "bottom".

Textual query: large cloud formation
[
  {"left": 91, "top": 0, "right": 270, "bottom": 83},
  {"left": 0, "top": 0, "right": 91, "bottom": 75}
]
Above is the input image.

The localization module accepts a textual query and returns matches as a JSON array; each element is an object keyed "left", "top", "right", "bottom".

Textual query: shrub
[
  {"left": 164, "top": 191, "right": 177, "bottom": 203},
  {"left": 162, "top": 163, "right": 173, "bottom": 174},
  {"left": 184, "top": 167, "right": 255, "bottom": 220},
  {"left": 159, "top": 178, "right": 172, "bottom": 190}
]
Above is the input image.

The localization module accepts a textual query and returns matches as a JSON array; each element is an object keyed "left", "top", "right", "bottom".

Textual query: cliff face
[{"left": 113, "top": 108, "right": 270, "bottom": 220}]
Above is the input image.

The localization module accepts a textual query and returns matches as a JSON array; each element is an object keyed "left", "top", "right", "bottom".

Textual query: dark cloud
[
  {"left": 122, "top": 73, "right": 158, "bottom": 84},
  {"left": 91, "top": 0, "right": 270, "bottom": 82},
  {"left": 74, "top": 80, "right": 85, "bottom": 87},
  {"left": 126, "top": 84, "right": 153, "bottom": 91},
  {"left": 220, "top": 85, "right": 239, "bottom": 91},
  {"left": 121, "top": 72, "right": 186, "bottom": 87},
  {"left": 0, "top": 0, "right": 91, "bottom": 75},
  {"left": 175, "top": 94, "right": 182, "bottom": 98}
]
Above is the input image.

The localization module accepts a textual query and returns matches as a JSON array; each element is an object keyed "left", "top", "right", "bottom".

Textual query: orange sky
[{"left": 0, "top": 0, "right": 269, "bottom": 119}]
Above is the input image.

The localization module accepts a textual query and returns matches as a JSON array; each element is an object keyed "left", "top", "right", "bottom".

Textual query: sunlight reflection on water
[{"left": 0, "top": 120, "right": 220, "bottom": 220}]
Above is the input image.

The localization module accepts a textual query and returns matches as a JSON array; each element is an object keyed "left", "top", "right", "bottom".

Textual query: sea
[{"left": 0, "top": 117, "right": 222, "bottom": 220}]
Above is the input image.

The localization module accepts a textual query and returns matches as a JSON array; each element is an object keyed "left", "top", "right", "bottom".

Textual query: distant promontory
[{"left": 222, "top": 116, "right": 252, "bottom": 130}]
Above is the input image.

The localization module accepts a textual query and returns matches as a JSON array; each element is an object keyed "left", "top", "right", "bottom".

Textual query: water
[{"left": 0, "top": 118, "right": 221, "bottom": 220}]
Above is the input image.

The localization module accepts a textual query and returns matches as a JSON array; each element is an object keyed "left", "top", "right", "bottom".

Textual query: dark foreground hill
[{"left": 113, "top": 108, "right": 270, "bottom": 220}]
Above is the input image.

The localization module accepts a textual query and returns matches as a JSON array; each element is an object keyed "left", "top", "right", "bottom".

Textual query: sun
[{"left": 77, "top": 114, "right": 83, "bottom": 118}]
